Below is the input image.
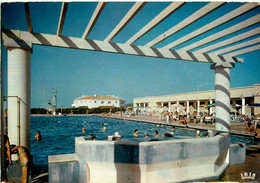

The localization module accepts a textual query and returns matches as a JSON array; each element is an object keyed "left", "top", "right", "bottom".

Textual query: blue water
[{"left": 30, "top": 115, "right": 254, "bottom": 174}]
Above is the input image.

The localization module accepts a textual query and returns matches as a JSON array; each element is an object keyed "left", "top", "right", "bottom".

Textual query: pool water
[{"left": 30, "top": 115, "right": 254, "bottom": 174}]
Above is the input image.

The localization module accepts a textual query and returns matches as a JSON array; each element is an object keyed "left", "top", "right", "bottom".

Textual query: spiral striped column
[{"left": 211, "top": 63, "right": 234, "bottom": 132}]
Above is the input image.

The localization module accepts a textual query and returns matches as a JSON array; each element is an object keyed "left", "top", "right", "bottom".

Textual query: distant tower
[
  {"left": 48, "top": 88, "right": 57, "bottom": 115},
  {"left": 53, "top": 88, "right": 57, "bottom": 115}
]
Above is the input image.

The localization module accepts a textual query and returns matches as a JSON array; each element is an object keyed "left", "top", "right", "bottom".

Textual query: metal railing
[{"left": 3, "top": 96, "right": 21, "bottom": 146}]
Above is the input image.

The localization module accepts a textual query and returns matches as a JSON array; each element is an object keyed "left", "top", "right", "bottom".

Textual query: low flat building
[
  {"left": 72, "top": 95, "right": 125, "bottom": 109},
  {"left": 133, "top": 84, "right": 260, "bottom": 116}
]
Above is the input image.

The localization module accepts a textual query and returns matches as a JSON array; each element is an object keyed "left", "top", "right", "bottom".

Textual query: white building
[
  {"left": 72, "top": 95, "right": 125, "bottom": 109},
  {"left": 134, "top": 84, "right": 260, "bottom": 116}
]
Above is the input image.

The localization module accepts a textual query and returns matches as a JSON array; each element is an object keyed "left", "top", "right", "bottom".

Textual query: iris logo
[{"left": 240, "top": 172, "right": 256, "bottom": 180}]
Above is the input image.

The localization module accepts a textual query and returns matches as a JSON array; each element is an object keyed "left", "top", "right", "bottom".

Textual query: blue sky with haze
[{"left": 2, "top": 2, "right": 260, "bottom": 108}]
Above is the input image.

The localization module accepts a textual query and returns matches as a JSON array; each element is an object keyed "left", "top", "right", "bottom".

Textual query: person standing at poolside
[
  {"left": 254, "top": 123, "right": 260, "bottom": 144},
  {"left": 3, "top": 135, "right": 11, "bottom": 182},
  {"left": 133, "top": 129, "right": 139, "bottom": 137},
  {"left": 246, "top": 122, "right": 255, "bottom": 133},
  {"left": 11, "top": 145, "right": 32, "bottom": 183},
  {"left": 154, "top": 130, "right": 160, "bottom": 137}
]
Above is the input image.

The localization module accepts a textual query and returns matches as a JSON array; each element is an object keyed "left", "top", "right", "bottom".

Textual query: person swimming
[
  {"left": 154, "top": 130, "right": 160, "bottom": 137},
  {"left": 101, "top": 120, "right": 104, "bottom": 126},
  {"left": 196, "top": 130, "right": 200, "bottom": 137},
  {"left": 145, "top": 134, "right": 150, "bottom": 138},
  {"left": 133, "top": 129, "right": 139, "bottom": 137},
  {"left": 35, "top": 130, "right": 42, "bottom": 141},
  {"left": 103, "top": 127, "right": 107, "bottom": 132},
  {"left": 86, "top": 134, "right": 93, "bottom": 138},
  {"left": 204, "top": 132, "right": 209, "bottom": 137},
  {"left": 82, "top": 128, "right": 86, "bottom": 133}
]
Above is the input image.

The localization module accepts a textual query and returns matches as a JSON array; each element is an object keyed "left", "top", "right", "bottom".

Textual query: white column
[
  {"left": 210, "top": 99, "right": 213, "bottom": 115},
  {"left": 134, "top": 103, "right": 137, "bottom": 113},
  {"left": 197, "top": 100, "right": 200, "bottom": 113},
  {"left": 144, "top": 103, "right": 146, "bottom": 112},
  {"left": 176, "top": 101, "right": 179, "bottom": 112},
  {"left": 161, "top": 102, "right": 164, "bottom": 112},
  {"left": 242, "top": 97, "right": 245, "bottom": 115},
  {"left": 5, "top": 40, "right": 32, "bottom": 150},
  {"left": 134, "top": 103, "right": 137, "bottom": 108},
  {"left": 186, "top": 100, "right": 189, "bottom": 114},
  {"left": 211, "top": 63, "right": 233, "bottom": 132},
  {"left": 0, "top": 5, "right": 5, "bottom": 177},
  {"left": 168, "top": 101, "right": 171, "bottom": 112}
]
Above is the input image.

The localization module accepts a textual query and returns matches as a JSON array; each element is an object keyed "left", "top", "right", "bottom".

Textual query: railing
[{"left": 3, "top": 96, "right": 21, "bottom": 146}]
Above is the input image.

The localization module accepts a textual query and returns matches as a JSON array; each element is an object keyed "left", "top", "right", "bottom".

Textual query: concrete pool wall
[{"left": 49, "top": 133, "right": 245, "bottom": 183}]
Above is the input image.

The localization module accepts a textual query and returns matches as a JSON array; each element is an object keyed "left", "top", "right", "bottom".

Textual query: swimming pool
[{"left": 30, "top": 115, "right": 254, "bottom": 175}]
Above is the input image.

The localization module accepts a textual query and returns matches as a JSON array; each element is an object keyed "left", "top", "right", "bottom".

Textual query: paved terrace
[{"left": 97, "top": 113, "right": 255, "bottom": 137}]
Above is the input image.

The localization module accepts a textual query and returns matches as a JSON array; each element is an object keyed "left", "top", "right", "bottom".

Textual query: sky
[{"left": 2, "top": 2, "right": 260, "bottom": 108}]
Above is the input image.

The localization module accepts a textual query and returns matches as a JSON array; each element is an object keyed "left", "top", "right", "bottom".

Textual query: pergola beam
[
  {"left": 2, "top": 29, "right": 242, "bottom": 64},
  {"left": 24, "top": 3, "right": 33, "bottom": 32},
  {"left": 209, "top": 38, "right": 260, "bottom": 56},
  {"left": 82, "top": 2, "right": 106, "bottom": 39},
  {"left": 179, "top": 14, "right": 260, "bottom": 54},
  {"left": 194, "top": 27, "right": 260, "bottom": 54},
  {"left": 222, "top": 44, "right": 260, "bottom": 59},
  {"left": 163, "top": 3, "right": 259, "bottom": 50},
  {"left": 104, "top": 2, "right": 146, "bottom": 42},
  {"left": 145, "top": 2, "right": 225, "bottom": 47},
  {"left": 57, "top": 2, "right": 69, "bottom": 36},
  {"left": 125, "top": 2, "right": 185, "bottom": 45}
]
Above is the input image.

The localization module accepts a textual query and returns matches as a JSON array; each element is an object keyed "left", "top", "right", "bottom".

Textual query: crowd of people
[{"left": 132, "top": 127, "right": 206, "bottom": 139}]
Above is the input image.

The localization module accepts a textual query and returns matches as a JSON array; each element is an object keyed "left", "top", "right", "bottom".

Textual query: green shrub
[
  {"left": 56, "top": 107, "right": 89, "bottom": 114},
  {"left": 54, "top": 106, "right": 125, "bottom": 114},
  {"left": 31, "top": 108, "right": 47, "bottom": 114}
]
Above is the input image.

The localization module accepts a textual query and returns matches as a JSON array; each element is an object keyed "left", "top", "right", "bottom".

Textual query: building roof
[{"left": 77, "top": 95, "right": 123, "bottom": 101}]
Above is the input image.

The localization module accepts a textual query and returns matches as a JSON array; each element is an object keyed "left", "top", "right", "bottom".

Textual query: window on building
[
  {"left": 115, "top": 101, "right": 117, "bottom": 103},
  {"left": 101, "top": 101, "right": 104, "bottom": 104},
  {"left": 108, "top": 101, "right": 111, "bottom": 104},
  {"left": 95, "top": 101, "right": 97, "bottom": 103}
]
